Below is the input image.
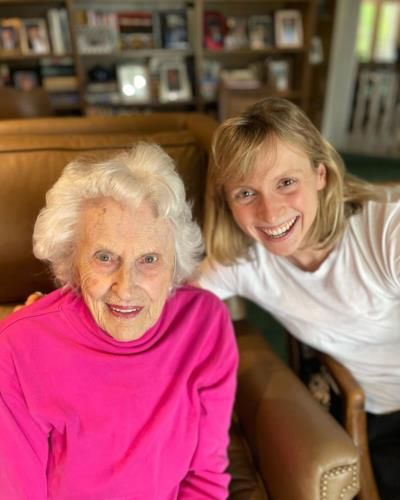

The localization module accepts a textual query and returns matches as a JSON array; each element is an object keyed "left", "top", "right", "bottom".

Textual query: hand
[{"left": 13, "top": 292, "right": 44, "bottom": 312}]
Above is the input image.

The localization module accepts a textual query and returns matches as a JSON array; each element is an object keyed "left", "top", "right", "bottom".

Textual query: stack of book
[{"left": 40, "top": 57, "right": 80, "bottom": 109}]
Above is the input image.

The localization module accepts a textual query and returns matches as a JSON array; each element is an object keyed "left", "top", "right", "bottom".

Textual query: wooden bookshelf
[{"left": 0, "top": 0, "right": 319, "bottom": 118}]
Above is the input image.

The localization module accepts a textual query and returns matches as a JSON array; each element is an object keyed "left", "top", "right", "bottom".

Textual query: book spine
[{"left": 47, "top": 9, "right": 65, "bottom": 55}]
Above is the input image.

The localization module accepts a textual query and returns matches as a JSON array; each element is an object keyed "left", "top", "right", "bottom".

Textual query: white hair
[{"left": 33, "top": 142, "right": 204, "bottom": 288}]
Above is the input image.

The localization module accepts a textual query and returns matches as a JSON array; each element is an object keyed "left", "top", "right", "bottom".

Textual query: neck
[{"left": 287, "top": 243, "right": 334, "bottom": 272}]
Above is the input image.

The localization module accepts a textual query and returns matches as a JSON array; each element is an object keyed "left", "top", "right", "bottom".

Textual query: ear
[{"left": 316, "top": 163, "right": 327, "bottom": 191}]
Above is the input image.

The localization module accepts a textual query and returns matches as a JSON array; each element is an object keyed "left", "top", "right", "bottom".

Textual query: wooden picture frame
[
  {"left": 21, "top": 18, "right": 50, "bottom": 55},
  {"left": 159, "top": 59, "right": 191, "bottom": 103},
  {"left": 117, "top": 63, "right": 150, "bottom": 103},
  {"left": 274, "top": 10, "right": 303, "bottom": 49},
  {"left": 0, "top": 18, "right": 22, "bottom": 53}
]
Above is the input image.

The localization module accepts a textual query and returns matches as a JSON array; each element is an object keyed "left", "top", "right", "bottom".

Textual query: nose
[
  {"left": 112, "top": 264, "right": 137, "bottom": 301},
  {"left": 256, "top": 194, "right": 285, "bottom": 224}
]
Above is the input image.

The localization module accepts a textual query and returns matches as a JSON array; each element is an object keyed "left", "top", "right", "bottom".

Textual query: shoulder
[
  {"left": 171, "top": 284, "right": 231, "bottom": 318},
  {"left": 352, "top": 192, "right": 400, "bottom": 237},
  {"left": 0, "top": 289, "right": 78, "bottom": 343}
]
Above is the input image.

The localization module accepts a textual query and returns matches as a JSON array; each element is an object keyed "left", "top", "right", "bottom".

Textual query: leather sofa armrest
[{"left": 234, "top": 320, "right": 360, "bottom": 500}]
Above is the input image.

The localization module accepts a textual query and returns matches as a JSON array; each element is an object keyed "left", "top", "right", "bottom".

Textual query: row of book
[
  {"left": 0, "top": 10, "right": 71, "bottom": 56},
  {"left": 74, "top": 10, "right": 191, "bottom": 54}
]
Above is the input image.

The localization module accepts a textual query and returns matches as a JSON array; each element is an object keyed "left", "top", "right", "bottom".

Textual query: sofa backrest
[{"left": 0, "top": 113, "right": 218, "bottom": 310}]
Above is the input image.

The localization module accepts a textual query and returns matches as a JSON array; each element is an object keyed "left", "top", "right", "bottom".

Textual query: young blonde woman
[{"left": 198, "top": 97, "right": 400, "bottom": 499}]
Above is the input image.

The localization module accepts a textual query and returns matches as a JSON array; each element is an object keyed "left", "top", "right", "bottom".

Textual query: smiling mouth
[
  {"left": 107, "top": 304, "right": 143, "bottom": 318},
  {"left": 259, "top": 216, "right": 298, "bottom": 240}
]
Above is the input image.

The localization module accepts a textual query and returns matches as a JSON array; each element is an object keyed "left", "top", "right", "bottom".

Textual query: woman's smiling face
[
  {"left": 75, "top": 197, "right": 175, "bottom": 342},
  {"left": 224, "top": 137, "right": 326, "bottom": 259}
]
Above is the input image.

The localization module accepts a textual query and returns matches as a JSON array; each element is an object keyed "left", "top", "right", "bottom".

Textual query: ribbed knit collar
[{"left": 62, "top": 289, "right": 172, "bottom": 355}]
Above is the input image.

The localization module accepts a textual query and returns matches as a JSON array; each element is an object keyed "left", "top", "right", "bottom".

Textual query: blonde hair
[
  {"left": 205, "top": 97, "right": 382, "bottom": 264},
  {"left": 33, "top": 142, "right": 204, "bottom": 288}
]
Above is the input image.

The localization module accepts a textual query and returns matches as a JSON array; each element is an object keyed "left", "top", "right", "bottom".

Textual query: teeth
[
  {"left": 110, "top": 307, "right": 139, "bottom": 313},
  {"left": 264, "top": 216, "right": 297, "bottom": 238}
]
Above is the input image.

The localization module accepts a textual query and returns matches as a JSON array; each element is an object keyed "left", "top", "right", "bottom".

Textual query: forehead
[
  {"left": 244, "top": 137, "right": 311, "bottom": 183},
  {"left": 78, "top": 197, "right": 173, "bottom": 250}
]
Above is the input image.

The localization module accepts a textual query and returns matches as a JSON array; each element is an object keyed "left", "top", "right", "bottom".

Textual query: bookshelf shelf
[{"left": 0, "top": 0, "right": 318, "bottom": 118}]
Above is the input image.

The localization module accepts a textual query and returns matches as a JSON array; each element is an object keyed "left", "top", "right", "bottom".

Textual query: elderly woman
[{"left": 0, "top": 143, "right": 238, "bottom": 499}]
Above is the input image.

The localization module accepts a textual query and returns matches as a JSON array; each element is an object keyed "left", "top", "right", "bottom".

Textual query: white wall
[{"left": 321, "top": 0, "right": 361, "bottom": 149}]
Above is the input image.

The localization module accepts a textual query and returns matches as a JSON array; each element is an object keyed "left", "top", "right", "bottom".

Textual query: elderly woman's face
[{"left": 75, "top": 197, "right": 175, "bottom": 342}]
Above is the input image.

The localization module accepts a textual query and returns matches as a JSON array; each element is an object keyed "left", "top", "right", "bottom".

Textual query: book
[
  {"left": 159, "top": 11, "right": 189, "bottom": 49},
  {"left": 47, "top": 9, "right": 65, "bottom": 54},
  {"left": 118, "top": 12, "right": 154, "bottom": 50},
  {"left": 42, "top": 75, "right": 79, "bottom": 91},
  {"left": 59, "top": 9, "right": 72, "bottom": 54}
]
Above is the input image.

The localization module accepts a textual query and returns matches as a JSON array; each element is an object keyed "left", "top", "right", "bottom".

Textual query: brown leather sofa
[{"left": 0, "top": 113, "right": 360, "bottom": 499}]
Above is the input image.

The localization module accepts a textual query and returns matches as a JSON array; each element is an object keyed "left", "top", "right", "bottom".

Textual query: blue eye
[
  {"left": 234, "top": 189, "right": 255, "bottom": 200},
  {"left": 141, "top": 254, "right": 158, "bottom": 265},
  {"left": 279, "top": 178, "right": 296, "bottom": 188},
  {"left": 95, "top": 251, "right": 112, "bottom": 263}
]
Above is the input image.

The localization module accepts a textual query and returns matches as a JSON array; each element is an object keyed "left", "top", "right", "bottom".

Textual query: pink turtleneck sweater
[{"left": 0, "top": 286, "right": 238, "bottom": 499}]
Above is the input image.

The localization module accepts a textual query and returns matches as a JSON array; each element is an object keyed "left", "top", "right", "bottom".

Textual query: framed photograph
[
  {"left": 77, "top": 25, "right": 117, "bottom": 54},
  {"left": 159, "top": 59, "right": 191, "bottom": 103},
  {"left": 117, "top": 63, "right": 150, "bottom": 103},
  {"left": 266, "top": 59, "right": 291, "bottom": 92},
  {"left": 0, "top": 18, "right": 22, "bottom": 53},
  {"left": 11, "top": 67, "right": 41, "bottom": 90},
  {"left": 160, "top": 10, "right": 189, "bottom": 49},
  {"left": 274, "top": 10, "right": 303, "bottom": 48},
  {"left": 200, "top": 59, "right": 221, "bottom": 100},
  {"left": 203, "top": 11, "right": 226, "bottom": 50},
  {"left": 248, "top": 14, "right": 274, "bottom": 49},
  {"left": 21, "top": 18, "right": 50, "bottom": 55},
  {"left": 224, "top": 16, "right": 248, "bottom": 50},
  {"left": 309, "top": 36, "right": 324, "bottom": 64}
]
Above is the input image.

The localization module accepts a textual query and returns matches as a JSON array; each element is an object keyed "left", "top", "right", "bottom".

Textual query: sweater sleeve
[
  {"left": 178, "top": 303, "right": 238, "bottom": 499},
  {"left": 0, "top": 336, "right": 49, "bottom": 499}
]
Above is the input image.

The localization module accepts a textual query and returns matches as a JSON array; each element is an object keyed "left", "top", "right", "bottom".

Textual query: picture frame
[
  {"left": 11, "top": 67, "right": 41, "bottom": 90},
  {"left": 0, "top": 18, "right": 22, "bottom": 53},
  {"left": 224, "top": 16, "right": 248, "bottom": 50},
  {"left": 159, "top": 59, "right": 191, "bottom": 103},
  {"left": 21, "top": 18, "right": 50, "bottom": 55},
  {"left": 266, "top": 58, "right": 291, "bottom": 92},
  {"left": 274, "top": 10, "right": 303, "bottom": 49},
  {"left": 203, "top": 11, "right": 226, "bottom": 50},
  {"left": 160, "top": 10, "right": 189, "bottom": 50},
  {"left": 248, "top": 14, "right": 274, "bottom": 49},
  {"left": 117, "top": 63, "right": 150, "bottom": 103},
  {"left": 76, "top": 25, "right": 117, "bottom": 54}
]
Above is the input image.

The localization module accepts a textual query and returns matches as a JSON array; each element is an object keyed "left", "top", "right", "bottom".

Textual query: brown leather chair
[
  {"left": 318, "top": 353, "right": 380, "bottom": 500},
  {"left": 0, "top": 86, "right": 53, "bottom": 119},
  {"left": 288, "top": 336, "right": 380, "bottom": 500},
  {"left": 0, "top": 113, "right": 360, "bottom": 499}
]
